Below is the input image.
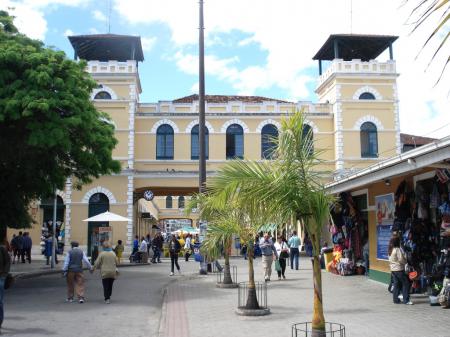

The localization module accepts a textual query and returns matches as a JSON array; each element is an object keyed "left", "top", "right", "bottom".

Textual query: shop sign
[
  {"left": 375, "top": 193, "right": 395, "bottom": 260},
  {"left": 98, "top": 227, "right": 112, "bottom": 233}
]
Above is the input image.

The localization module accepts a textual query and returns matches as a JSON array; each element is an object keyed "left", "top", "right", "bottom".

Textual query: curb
[{"left": 12, "top": 262, "right": 151, "bottom": 281}]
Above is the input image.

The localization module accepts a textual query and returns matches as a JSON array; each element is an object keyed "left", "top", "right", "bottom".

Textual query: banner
[{"left": 375, "top": 193, "right": 395, "bottom": 260}]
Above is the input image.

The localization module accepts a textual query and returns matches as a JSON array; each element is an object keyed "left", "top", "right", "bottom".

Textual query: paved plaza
[{"left": 2, "top": 256, "right": 450, "bottom": 337}]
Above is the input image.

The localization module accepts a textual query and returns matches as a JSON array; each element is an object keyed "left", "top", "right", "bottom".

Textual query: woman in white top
[
  {"left": 274, "top": 236, "right": 289, "bottom": 280},
  {"left": 184, "top": 234, "right": 192, "bottom": 262},
  {"left": 388, "top": 235, "right": 412, "bottom": 305}
]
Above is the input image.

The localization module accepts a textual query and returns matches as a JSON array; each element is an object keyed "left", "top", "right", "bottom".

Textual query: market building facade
[
  {"left": 23, "top": 33, "right": 403, "bottom": 256},
  {"left": 326, "top": 137, "right": 450, "bottom": 284}
]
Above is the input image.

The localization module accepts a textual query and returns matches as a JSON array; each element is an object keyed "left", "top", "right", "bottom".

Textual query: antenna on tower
[
  {"left": 350, "top": 0, "right": 353, "bottom": 34},
  {"left": 108, "top": 0, "right": 112, "bottom": 33}
]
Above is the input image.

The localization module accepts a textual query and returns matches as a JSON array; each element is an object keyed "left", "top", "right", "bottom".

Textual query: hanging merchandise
[{"left": 439, "top": 201, "right": 450, "bottom": 235}]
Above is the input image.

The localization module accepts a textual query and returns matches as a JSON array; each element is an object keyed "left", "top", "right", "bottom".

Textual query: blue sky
[{"left": 1, "top": 0, "right": 449, "bottom": 137}]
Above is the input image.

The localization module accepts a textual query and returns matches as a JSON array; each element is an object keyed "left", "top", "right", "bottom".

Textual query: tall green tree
[
  {"left": 208, "top": 111, "right": 333, "bottom": 335},
  {"left": 0, "top": 11, "right": 120, "bottom": 233}
]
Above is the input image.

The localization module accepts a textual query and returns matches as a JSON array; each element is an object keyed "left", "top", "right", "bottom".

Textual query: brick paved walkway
[{"left": 160, "top": 257, "right": 450, "bottom": 337}]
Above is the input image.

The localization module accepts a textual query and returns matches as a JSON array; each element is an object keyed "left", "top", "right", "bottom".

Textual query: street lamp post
[
  {"left": 51, "top": 189, "right": 57, "bottom": 269},
  {"left": 198, "top": 0, "right": 206, "bottom": 193},
  {"left": 198, "top": 0, "right": 209, "bottom": 275}
]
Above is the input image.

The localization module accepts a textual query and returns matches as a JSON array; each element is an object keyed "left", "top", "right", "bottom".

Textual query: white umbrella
[{"left": 83, "top": 211, "right": 130, "bottom": 222}]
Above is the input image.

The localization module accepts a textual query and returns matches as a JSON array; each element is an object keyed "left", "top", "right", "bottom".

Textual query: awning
[{"left": 83, "top": 211, "right": 130, "bottom": 222}]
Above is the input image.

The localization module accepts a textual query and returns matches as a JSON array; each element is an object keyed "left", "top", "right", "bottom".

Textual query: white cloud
[
  {"left": 141, "top": 36, "right": 157, "bottom": 52},
  {"left": 63, "top": 28, "right": 74, "bottom": 37},
  {"left": 89, "top": 27, "right": 99, "bottom": 34},
  {"left": 190, "top": 82, "right": 199, "bottom": 93},
  {"left": 1, "top": 1, "right": 48, "bottom": 40},
  {"left": 113, "top": 0, "right": 449, "bottom": 138},
  {"left": 1, "top": 0, "right": 92, "bottom": 40},
  {"left": 92, "top": 9, "right": 107, "bottom": 22}
]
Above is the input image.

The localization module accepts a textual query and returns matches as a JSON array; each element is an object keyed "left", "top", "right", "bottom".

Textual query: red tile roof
[
  {"left": 400, "top": 133, "right": 436, "bottom": 146},
  {"left": 172, "top": 94, "right": 291, "bottom": 104}
]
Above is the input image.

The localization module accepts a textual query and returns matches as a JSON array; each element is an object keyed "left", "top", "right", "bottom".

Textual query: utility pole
[{"left": 198, "top": 0, "right": 206, "bottom": 193}]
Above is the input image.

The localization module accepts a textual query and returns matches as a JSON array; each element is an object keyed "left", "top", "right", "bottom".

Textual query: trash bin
[{"left": 323, "top": 248, "right": 334, "bottom": 271}]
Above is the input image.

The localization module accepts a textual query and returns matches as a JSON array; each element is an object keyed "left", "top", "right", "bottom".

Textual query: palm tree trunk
[
  {"left": 311, "top": 234, "right": 325, "bottom": 337},
  {"left": 222, "top": 250, "right": 233, "bottom": 284},
  {"left": 245, "top": 242, "right": 259, "bottom": 309}
]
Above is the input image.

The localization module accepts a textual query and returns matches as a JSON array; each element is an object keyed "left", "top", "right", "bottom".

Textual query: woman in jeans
[
  {"left": 169, "top": 236, "right": 181, "bottom": 276},
  {"left": 388, "top": 236, "right": 413, "bottom": 305},
  {"left": 93, "top": 241, "right": 118, "bottom": 304},
  {"left": 274, "top": 236, "right": 289, "bottom": 280}
]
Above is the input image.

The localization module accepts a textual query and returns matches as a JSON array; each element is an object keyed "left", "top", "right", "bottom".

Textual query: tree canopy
[{"left": 0, "top": 11, "right": 121, "bottom": 230}]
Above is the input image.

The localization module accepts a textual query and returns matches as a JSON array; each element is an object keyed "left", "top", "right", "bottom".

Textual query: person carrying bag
[{"left": 274, "top": 236, "right": 289, "bottom": 280}]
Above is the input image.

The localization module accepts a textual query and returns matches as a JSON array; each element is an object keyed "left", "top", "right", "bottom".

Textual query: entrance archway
[{"left": 88, "top": 193, "right": 109, "bottom": 258}]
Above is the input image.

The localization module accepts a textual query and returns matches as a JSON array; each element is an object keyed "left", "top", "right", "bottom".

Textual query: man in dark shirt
[{"left": 22, "top": 232, "right": 32, "bottom": 263}]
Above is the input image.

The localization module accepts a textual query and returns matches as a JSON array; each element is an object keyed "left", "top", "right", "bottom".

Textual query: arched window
[
  {"left": 302, "top": 124, "right": 314, "bottom": 156},
  {"left": 156, "top": 124, "right": 174, "bottom": 160},
  {"left": 359, "top": 92, "right": 376, "bottom": 100},
  {"left": 178, "top": 196, "right": 185, "bottom": 209},
  {"left": 360, "top": 122, "right": 378, "bottom": 158},
  {"left": 166, "top": 196, "right": 173, "bottom": 209},
  {"left": 94, "top": 91, "right": 112, "bottom": 100},
  {"left": 226, "top": 124, "right": 244, "bottom": 159},
  {"left": 88, "top": 193, "right": 109, "bottom": 257},
  {"left": 261, "top": 124, "right": 278, "bottom": 159},
  {"left": 191, "top": 125, "right": 209, "bottom": 160}
]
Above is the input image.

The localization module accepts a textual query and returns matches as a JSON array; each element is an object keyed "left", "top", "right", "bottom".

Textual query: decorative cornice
[
  {"left": 81, "top": 186, "right": 117, "bottom": 204},
  {"left": 219, "top": 119, "right": 249, "bottom": 133},
  {"left": 150, "top": 119, "right": 180, "bottom": 134},
  {"left": 91, "top": 85, "right": 117, "bottom": 100},
  {"left": 353, "top": 115, "right": 384, "bottom": 130},
  {"left": 255, "top": 119, "right": 281, "bottom": 133},
  {"left": 352, "top": 85, "right": 383, "bottom": 100}
]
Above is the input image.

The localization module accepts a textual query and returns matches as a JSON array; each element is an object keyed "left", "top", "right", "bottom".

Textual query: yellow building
[{"left": 23, "top": 33, "right": 402, "bottom": 255}]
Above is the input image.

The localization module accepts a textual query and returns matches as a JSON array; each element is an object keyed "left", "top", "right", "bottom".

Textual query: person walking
[
  {"left": 169, "top": 236, "right": 181, "bottom": 276},
  {"left": 10, "top": 234, "right": 18, "bottom": 264},
  {"left": 44, "top": 235, "right": 58, "bottom": 265},
  {"left": 62, "top": 241, "right": 93, "bottom": 303},
  {"left": 15, "top": 232, "right": 24, "bottom": 264},
  {"left": 274, "top": 236, "right": 289, "bottom": 280},
  {"left": 184, "top": 234, "right": 192, "bottom": 262},
  {"left": 138, "top": 236, "right": 148, "bottom": 263},
  {"left": 151, "top": 233, "right": 163, "bottom": 263},
  {"left": 259, "top": 233, "right": 278, "bottom": 282},
  {"left": 288, "top": 231, "right": 301, "bottom": 270},
  {"left": 0, "top": 238, "right": 11, "bottom": 331},
  {"left": 93, "top": 241, "right": 118, "bottom": 304},
  {"left": 388, "top": 236, "right": 413, "bottom": 305},
  {"left": 113, "top": 240, "right": 124, "bottom": 264},
  {"left": 132, "top": 235, "right": 139, "bottom": 256},
  {"left": 145, "top": 233, "right": 152, "bottom": 256},
  {"left": 22, "top": 232, "right": 32, "bottom": 263}
]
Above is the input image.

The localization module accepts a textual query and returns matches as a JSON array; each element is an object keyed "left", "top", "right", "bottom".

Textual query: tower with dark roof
[{"left": 313, "top": 34, "right": 401, "bottom": 173}]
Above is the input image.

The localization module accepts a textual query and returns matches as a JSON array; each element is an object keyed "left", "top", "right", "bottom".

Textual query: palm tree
[
  {"left": 187, "top": 192, "right": 268, "bottom": 309},
  {"left": 406, "top": 0, "right": 450, "bottom": 82},
  {"left": 208, "top": 111, "right": 333, "bottom": 335}
]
